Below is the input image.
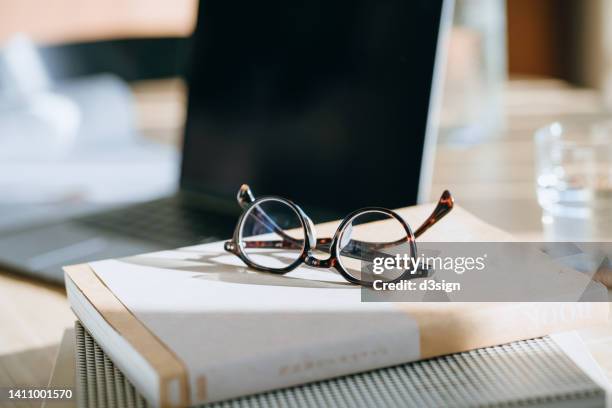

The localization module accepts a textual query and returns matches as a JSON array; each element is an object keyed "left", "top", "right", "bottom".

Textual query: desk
[{"left": 0, "top": 79, "right": 611, "bottom": 408}]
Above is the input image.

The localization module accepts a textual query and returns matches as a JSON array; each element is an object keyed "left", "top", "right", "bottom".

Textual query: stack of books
[{"left": 63, "top": 203, "right": 610, "bottom": 408}]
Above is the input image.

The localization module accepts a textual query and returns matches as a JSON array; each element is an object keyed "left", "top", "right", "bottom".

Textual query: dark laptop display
[
  {"left": 0, "top": 0, "right": 449, "bottom": 282},
  {"left": 182, "top": 0, "right": 446, "bottom": 216}
]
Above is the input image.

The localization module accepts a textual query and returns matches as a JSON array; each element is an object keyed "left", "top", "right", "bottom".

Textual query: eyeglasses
[{"left": 224, "top": 184, "right": 454, "bottom": 286}]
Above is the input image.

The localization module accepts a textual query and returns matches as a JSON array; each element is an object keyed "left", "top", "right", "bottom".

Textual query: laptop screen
[{"left": 181, "top": 0, "right": 447, "bottom": 219}]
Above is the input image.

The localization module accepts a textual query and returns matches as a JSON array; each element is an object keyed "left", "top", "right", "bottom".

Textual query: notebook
[
  {"left": 72, "top": 322, "right": 608, "bottom": 408},
  {"left": 63, "top": 203, "right": 610, "bottom": 407}
]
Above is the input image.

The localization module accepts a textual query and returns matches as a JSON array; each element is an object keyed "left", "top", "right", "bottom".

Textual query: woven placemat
[{"left": 75, "top": 322, "right": 605, "bottom": 408}]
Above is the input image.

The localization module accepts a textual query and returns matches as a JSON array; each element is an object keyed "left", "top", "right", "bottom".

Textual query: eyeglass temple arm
[
  {"left": 413, "top": 190, "right": 454, "bottom": 238},
  {"left": 314, "top": 190, "right": 453, "bottom": 254},
  {"left": 317, "top": 190, "right": 453, "bottom": 251},
  {"left": 241, "top": 238, "right": 393, "bottom": 263},
  {"left": 242, "top": 238, "right": 428, "bottom": 274},
  {"left": 237, "top": 184, "right": 256, "bottom": 208},
  {"left": 243, "top": 237, "right": 332, "bottom": 250}
]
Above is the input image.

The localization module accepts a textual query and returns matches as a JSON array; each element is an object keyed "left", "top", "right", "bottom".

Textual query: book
[
  {"left": 72, "top": 322, "right": 608, "bottom": 408},
  {"left": 63, "top": 203, "right": 609, "bottom": 407}
]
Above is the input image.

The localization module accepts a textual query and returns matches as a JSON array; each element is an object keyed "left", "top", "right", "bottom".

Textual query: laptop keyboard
[{"left": 77, "top": 196, "right": 238, "bottom": 248}]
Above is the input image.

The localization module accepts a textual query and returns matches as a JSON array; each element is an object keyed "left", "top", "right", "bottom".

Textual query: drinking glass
[{"left": 535, "top": 121, "right": 612, "bottom": 241}]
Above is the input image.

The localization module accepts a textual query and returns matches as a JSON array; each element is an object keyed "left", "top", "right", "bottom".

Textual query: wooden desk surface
[{"left": 0, "top": 79, "right": 611, "bottom": 408}]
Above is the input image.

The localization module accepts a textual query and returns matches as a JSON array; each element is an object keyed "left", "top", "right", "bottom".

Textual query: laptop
[{"left": 0, "top": 0, "right": 452, "bottom": 283}]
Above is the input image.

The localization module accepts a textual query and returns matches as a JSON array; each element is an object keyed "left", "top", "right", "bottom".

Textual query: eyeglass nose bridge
[{"left": 304, "top": 255, "right": 337, "bottom": 269}]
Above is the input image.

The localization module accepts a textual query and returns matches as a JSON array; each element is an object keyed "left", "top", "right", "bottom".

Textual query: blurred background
[
  {"left": 0, "top": 0, "right": 196, "bottom": 230},
  {"left": 1, "top": 0, "right": 612, "bottom": 239}
]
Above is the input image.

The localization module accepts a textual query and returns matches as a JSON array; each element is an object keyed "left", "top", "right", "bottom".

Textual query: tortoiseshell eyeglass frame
[{"left": 224, "top": 184, "right": 454, "bottom": 287}]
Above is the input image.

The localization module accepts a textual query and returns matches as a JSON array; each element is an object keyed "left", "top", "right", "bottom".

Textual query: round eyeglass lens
[
  {"left": 337, "top": 210, "right": 413, "bottom": 284},
  {"left": 239, "top": 199, "right": 306, "bottom": 270}
]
